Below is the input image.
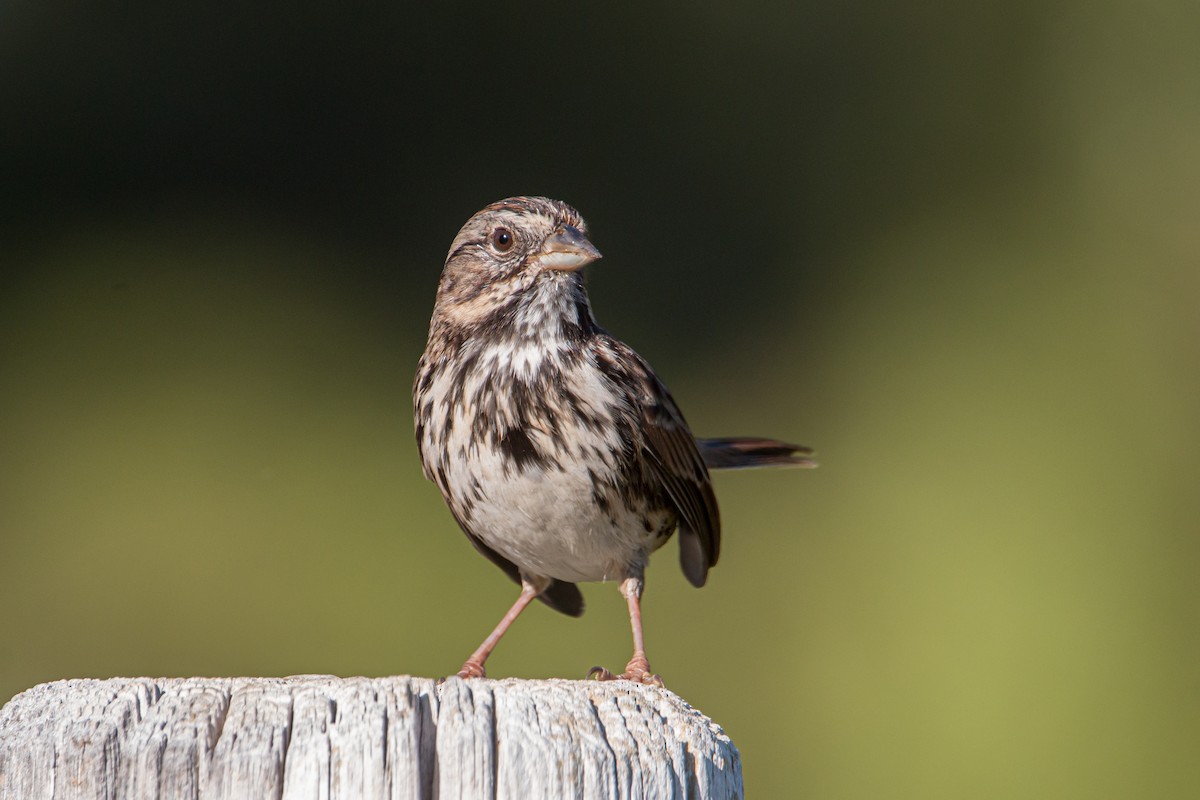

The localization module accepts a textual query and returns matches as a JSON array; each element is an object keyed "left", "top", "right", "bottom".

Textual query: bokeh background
[{"left": 2, "top": 2, "right": 1198, "bottom": 796}]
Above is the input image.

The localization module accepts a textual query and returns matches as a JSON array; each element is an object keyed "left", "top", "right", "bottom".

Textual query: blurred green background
[{"left": 2, "top": 2, "right": 1198, "bottom": 797}]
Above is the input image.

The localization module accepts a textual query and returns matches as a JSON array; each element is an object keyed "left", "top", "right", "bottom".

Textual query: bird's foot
[
  {"left": 456, "top": 659, "right": 486, "bottom": 679},
  {"left": 587, "top": 655, "right": 663, "bottom": 687}
]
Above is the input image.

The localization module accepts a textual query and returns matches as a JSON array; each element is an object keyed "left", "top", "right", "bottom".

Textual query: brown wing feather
[
  {"left": 642, "top": 403, "right": 721, "bottom": 586},
  {"left": 600, "top": 338, "right": 720, "bottom": 587}
]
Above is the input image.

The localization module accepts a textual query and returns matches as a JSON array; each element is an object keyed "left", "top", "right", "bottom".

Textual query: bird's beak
[{"left": 534, "top": 225, "right": 602, "bottom": 272}]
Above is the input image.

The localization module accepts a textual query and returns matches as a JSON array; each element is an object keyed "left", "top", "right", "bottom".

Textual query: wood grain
[{"left": 0, "top": 676, "right": 742, "bottom": 799}]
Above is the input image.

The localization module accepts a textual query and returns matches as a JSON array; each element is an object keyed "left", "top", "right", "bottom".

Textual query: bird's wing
[{"left": 595, "top": 337, "right": 720, "bottom": 587}]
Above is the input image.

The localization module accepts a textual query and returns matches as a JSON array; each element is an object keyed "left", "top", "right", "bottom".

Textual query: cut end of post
[{"left": 0, "top": 675, "right": 743, "bottom": 800}]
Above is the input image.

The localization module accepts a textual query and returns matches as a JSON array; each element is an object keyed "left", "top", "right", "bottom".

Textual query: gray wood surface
[{"left": 0, "top": 676, "right": 742, "bottom": 799}]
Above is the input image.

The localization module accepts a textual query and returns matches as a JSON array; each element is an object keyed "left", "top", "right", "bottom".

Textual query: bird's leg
[
  {"left": 457, "top": 577, "right": 545, "bottom": 679},
  {"left": 618, "top": 575, "right": 662, "bottom": 685},
  {"left": 589, "top": 575, "right": 664, "bottom": 686}
]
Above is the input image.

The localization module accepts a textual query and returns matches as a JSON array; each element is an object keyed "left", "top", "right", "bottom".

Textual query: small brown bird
[{"left": 414, "top": 197, "right": 814, "bottom": 684}]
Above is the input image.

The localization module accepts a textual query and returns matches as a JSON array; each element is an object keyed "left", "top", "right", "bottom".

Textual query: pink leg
[
  {"left": 589, "top": 577, "right": 663, "bottom": 686},
  {"left": 457, "top": 579, "right": 542, "bottom": 679}
]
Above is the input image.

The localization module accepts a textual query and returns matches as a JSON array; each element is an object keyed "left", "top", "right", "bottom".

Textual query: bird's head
[{"left": 432, "top": 197, "right": 602, "bottom": 333}]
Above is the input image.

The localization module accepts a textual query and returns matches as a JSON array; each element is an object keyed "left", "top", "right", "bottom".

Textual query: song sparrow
[{"left": 414, "top": 196, "right": 814, "bottom": 684}]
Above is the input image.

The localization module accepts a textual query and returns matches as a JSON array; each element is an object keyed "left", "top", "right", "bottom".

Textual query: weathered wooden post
[{"left": 0, "top": 676, "right": 742, "bottom": 799}]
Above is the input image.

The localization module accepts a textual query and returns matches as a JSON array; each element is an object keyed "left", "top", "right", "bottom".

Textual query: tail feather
[{"left": 697, "top": 437, "right": 817, "bottom": 470}]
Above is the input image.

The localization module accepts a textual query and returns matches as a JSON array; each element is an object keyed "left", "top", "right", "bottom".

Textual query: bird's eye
[{"left": 491, "top": 227, "right": 514, "bottom": 252}]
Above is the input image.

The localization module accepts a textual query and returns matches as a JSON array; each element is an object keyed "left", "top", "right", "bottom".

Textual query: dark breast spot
[{"left": 500, "top": 427, "right": 547, "bottom": 471}]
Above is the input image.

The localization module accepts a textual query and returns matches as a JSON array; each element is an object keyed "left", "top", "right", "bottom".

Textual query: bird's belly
[{"left": 449, "top": 455, "right": 672, "bottom": 583}]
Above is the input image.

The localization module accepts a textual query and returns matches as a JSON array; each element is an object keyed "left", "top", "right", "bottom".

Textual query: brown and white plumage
[{"left": 413, "top": 196, "right": 813, "bottom": 683}]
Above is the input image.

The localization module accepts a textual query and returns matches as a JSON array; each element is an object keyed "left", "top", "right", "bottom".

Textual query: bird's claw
[
  {"left": 587, "top": 660, "right": 664, "bottom": 687},
  {"left": 632, "top": 670, "right": 665, "bottom": 687}
]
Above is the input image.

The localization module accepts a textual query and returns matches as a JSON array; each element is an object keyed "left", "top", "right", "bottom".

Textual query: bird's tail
[{"left": 697, "top": 437, "right": 817, "bottom": 470}]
